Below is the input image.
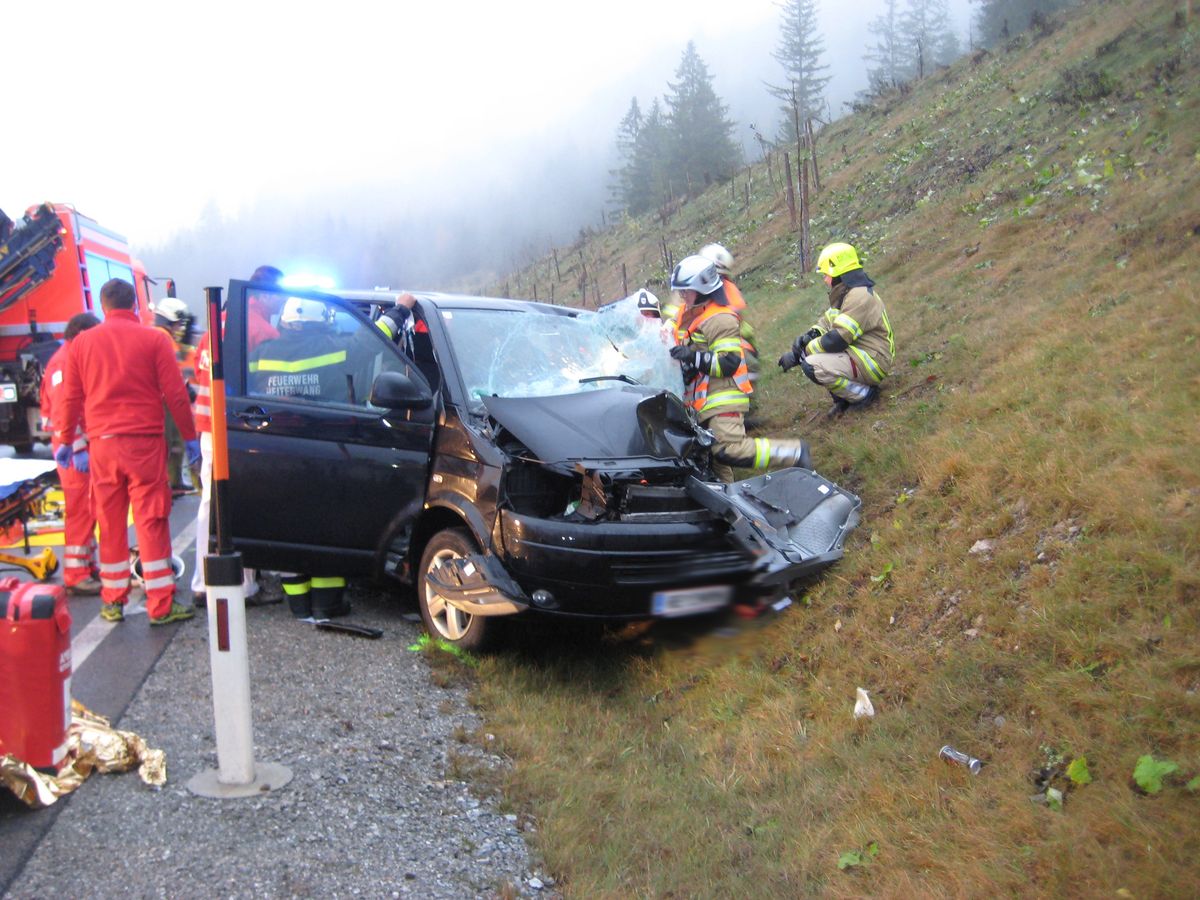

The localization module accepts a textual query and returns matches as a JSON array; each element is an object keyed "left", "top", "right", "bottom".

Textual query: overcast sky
[{"left": 5, "top": 0, "right": 973, "bottom": 290}]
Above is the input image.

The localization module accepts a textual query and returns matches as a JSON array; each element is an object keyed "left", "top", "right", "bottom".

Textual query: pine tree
[
  {"left": 974, "top": 0, "right": 1076, "bottom": 48},
  {"left": 865, "top": 0, "right": 904, "bottom": 92},
  {"left": 898, "top": 0, "right": 956, "bottom": 81},
  {"left": 609, "top": 98, "right": 642, "bottom": 210},
  {"left": 767, "top": 0, "right": 831, "bottom": 143},
  {"left": 626, "top": 99, "right": 673, "bottom": 215},
  {"left": 662, "top": 42, "right": 740, "bottom": 199}
]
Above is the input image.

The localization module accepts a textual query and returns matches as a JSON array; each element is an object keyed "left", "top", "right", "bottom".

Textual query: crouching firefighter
[
  {"left": 668, "top": 255, "right": 811, "bottom": 483},
  {"left": 251, "top": 291, "right": 418, "bottom": 619},
  {"left": 779, "top": 242, "right": 895, "bottom": 416}
]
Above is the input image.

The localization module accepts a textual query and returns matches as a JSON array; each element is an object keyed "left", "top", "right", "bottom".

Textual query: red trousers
[
  {"left": 55, "top": 463, "right": 97, "bottom": 587},
  {"left": 90, "top": 435, "right": 175, "bottom": 617}
]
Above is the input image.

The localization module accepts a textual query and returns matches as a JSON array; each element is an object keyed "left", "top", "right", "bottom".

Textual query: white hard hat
[
  {"left": 153, "top": 297, "right": 190, "bottom": 323},
  {"left": 699, "top": 243, "right": 734, "bottom": 275},
  {"left": 279, "top": 297, "right": 331, "bottom": 328},
  {"left": 636, "top": 289, "right": 660, "bottom": 315},
  {"left": 670, "top": 255, "right": 721, "bottom": 295}
]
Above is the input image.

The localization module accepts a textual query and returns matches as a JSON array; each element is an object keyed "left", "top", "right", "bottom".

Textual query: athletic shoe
[
  {"left": 149, "top": 602, "right": 195, "bottom": 626},
  {"left": 66, "top": 577, "right": 102, "bottom": 596},
  {"left": 99, "top": 602, "right": 125, "bottom": 623}
]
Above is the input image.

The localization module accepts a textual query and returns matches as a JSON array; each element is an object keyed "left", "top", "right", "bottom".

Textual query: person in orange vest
[
  {"left": 699, "top": 242, "right": 763, "bottom": 429},
  {"left": 54, "top": 278, "right": 199, "bottom": 625},
  {"left": 39, "top": 312, "right": 101, "bottom": 595},
  {"left": 151, "top": 297, "right": 194, "bottom": 493},
  {"left": 667, "top": 255, "right": 810, "bottom": 483}
]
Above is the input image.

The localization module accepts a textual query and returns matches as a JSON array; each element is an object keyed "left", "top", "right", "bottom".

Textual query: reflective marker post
[{"left": 187, "top": 285, "right": 291, "bottom": 798}]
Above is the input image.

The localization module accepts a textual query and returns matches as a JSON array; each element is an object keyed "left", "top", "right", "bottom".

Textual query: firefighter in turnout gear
[
  {"left": 699, "top": 242, "right": 763, "bottom": 428},
  {"left": 39, "top": 312, "right": 101, "bottom": 595},
  {"left": 668, "top": 255, "right": 811, "bottom": 483},
  {"left": 778, "top": 242, "right": 895, "bottom": 416},
  {"left": 250, "top": 291, "right": 417, "bottom": 618}
]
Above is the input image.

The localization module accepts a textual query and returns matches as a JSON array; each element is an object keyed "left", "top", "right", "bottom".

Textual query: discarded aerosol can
[{"left": 939, "top": 745, "right": 983, "bottom": 774}]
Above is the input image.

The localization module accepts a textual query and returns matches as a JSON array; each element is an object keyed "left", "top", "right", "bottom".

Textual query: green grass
[{"left": 452, "top": 1, "right": 1200, "bottom": 895}]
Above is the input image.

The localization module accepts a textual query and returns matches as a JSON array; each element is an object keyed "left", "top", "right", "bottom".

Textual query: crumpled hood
[{"left": 484, "top": 387, "right": 699, "bottom": 464}]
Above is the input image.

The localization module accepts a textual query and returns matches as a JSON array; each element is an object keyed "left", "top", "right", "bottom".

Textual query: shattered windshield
[{"left": 439, "top": 297, "right": 683, "bottom": 406}]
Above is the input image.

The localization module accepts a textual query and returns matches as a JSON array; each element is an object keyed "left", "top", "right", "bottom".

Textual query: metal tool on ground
[
  {"left": 939, "top": 744, "right": 983, "bottom": 774},
  {"left": 0, "top": 546, "right": 57, "bottom": 580},
  {"left": 300, "top": 616, "right": 383, "bottom": 639}
]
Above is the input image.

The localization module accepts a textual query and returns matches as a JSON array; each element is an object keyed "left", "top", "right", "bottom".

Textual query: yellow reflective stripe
[
  {"left": 311, "top": 576, "right": 346, "bottom": 589},
  {"left": 832, "top": 313, "right": 863, "bottom": 340},
  {"left": 831, "top": 376, "right": 849, "bottom": 391},
  {"left": 754, "top": 438, "right": 770, "bottom": 469},
  {"left": 282, "top": 581, "right": 311, "bottom": 595},
  {"left": 806, "top": 338, "right": 824, "bottom": 356},
  {"left": 376, "top": 318, "right": 396, "bottom": 339},
  {"left": 880, "top": 307, "right": 896, "bottom": 358},
  {"left": 250, "top": 350, "right": 347, "bottom": 374},
  {"left": 709, "top": 338, "right": 741, "bottom": 353},
  {"left": 701, "top": 390, "right": 751, "bottom": 412},
  {"left": 850, "top": 346, "right": 885, "bottom": 382}
]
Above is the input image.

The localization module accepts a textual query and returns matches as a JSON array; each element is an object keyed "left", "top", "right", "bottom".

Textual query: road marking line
[{"left": 70, "top": 520, "right": 198, "bottom": 670}]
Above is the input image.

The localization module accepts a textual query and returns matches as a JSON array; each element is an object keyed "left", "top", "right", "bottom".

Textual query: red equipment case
[{"left": 0, "top": 578, "right": 72, "bottom": 771}]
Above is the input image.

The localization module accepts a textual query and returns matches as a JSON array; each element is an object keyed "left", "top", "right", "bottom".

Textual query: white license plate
[{"left": 651, "top": 584, "right": 733, "bottom": 618}]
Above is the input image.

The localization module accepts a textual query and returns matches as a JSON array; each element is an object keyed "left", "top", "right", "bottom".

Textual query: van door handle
[{"left": 235, "top": 406, "right": 271, "bottom": 427}]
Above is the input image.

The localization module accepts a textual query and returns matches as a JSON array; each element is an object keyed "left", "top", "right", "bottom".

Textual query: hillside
[{"left": 446, "top": 1, "right": 1200, "bottom": 895}]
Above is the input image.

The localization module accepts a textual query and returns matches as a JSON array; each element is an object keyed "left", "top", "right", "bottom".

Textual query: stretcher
[{"left": 0, "top": 458, "right": 61, "bottom": 580}]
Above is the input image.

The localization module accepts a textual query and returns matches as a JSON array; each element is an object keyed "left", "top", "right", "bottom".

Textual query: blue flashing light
[{"left": 280, "top": 272, "right": 336, "bottom": 290}]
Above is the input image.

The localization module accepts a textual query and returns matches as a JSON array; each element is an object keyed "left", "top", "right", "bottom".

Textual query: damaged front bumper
[{"left": 427, "top": 467, "right": 860, "bottom": 620}]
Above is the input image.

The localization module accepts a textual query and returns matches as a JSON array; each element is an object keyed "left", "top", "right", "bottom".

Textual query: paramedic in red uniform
[
  {"left": 54, "top": 278, "right": 200, "bottom": 625},
  {"left": 39, "top": 312, "right": 101, "bottom": 595}
]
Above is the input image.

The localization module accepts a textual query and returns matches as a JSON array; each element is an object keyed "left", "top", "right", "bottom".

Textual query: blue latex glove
[
  {"left": 72, "top": 449, "right": 89, "bottom": 473},
  {"left": 185, "top": 438, "right": 201, "bottom": 468},
  {"left": 54, "top": 444, "right": 73, "bottom": 469}
]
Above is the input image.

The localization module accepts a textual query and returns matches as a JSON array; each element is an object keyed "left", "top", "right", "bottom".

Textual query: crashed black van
[{"left": 219, "top": 281, "right": 861, "bottom": 648}]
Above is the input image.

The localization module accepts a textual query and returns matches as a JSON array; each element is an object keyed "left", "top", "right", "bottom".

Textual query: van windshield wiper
[{"left": 579, "top": 374, "right": 640, "bottom": 386}]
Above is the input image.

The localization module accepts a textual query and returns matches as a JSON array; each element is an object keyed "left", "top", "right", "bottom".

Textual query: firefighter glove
[
  {"left": 778, "top": 350, "right": 800, "bottom": 373},
  {"left": 54, "top": 444, "right": 73, "bottom": 469},
  {"left": 72, "top": 450, "right": 89, "bottom": 474},
  {"left": 185, "top": 439, "right": 202, "bottom": 468}
]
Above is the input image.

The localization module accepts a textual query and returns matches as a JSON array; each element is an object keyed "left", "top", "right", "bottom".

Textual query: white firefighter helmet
[
  {"left": 699, "top": 243, "right": 734, "bottom": 275},
  {"left": 669, "top": 255, "right": 721, "bottom": 296},
  {"left": 279, "top": 297, "right": 332, "bottom": 329},
  {"left": 636, "top": 289, "right": 661, "bottom": 317},
  {"left": 129, "top": 546, "right": 186, "bottom": 591},
  {"left": 152, "top": 297, "right": 190, "bottom": 324}
]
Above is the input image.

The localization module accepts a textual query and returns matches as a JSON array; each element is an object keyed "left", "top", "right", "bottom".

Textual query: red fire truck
[{"left": 0, "top": 202, "right": 159, "bottom": 450}]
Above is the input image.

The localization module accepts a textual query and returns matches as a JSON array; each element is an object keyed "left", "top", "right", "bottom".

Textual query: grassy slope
[{"left": 458, "top": 1, "right": 1199, "bottom": 894}]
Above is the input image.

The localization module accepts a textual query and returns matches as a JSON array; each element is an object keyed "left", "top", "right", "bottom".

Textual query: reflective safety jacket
[
  {"left": 40, "top": 342, "right": 87, "bottom": 454},
  {"left": 721, "top": 276, "right": 760, "bottom": 361},
  {"left": 810, "top": 275, "right": 895, "bottom": 383},
  {"left": 672, "top": 301, "right": 752, "bottom": 418},
  {"left": 192, "top": 333, "right": 213, "bottom": 433},
  {"left": 248, "top": 309, "right": 409, "bottom": 404},
  {"left": 55, "top": 309, "right": 196, "bottom": 442}
]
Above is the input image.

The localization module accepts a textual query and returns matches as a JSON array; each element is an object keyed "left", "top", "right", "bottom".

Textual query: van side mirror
[{"left": 369, "top": 371, "right": 432, "bottom": 410}]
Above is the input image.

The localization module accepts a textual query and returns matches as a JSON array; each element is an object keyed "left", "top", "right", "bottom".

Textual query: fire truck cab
[{"left": 0, "top": 203, "right": 156, "bottom": 449}]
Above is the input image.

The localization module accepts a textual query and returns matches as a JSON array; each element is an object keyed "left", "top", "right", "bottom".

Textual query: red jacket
[
  {"left": 192, "top": 332, "right": 212, "bottom": 433},
  {"left": 40, "top": 343, "right": 88, "bottom": 453},
  {"left": 55, "top": 309, "right": 197, "bottom": 443}
]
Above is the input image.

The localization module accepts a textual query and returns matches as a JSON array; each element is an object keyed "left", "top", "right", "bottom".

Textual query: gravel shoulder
[{"left": 5, "top": 581, "right": 554, "bottom": 899}]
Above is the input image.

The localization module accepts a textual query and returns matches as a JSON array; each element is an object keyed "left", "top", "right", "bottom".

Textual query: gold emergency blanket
[{"left": 0, "top": 700, "right": 166, "bottom": 809}]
